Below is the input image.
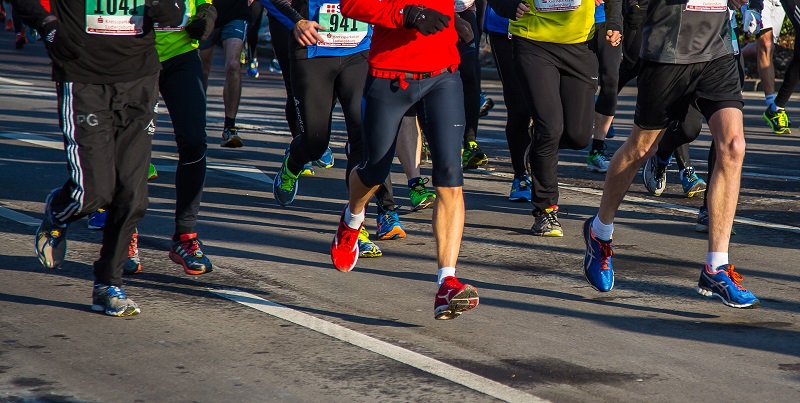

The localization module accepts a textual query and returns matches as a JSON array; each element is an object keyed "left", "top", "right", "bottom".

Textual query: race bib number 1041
[{"left": 85, "top": 0, "right": 145, "bottom": 35}]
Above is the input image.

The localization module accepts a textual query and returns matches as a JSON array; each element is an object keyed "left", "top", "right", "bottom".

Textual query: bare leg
[
  {"left": 757, "top": 30, "right": 776, "bottom": 97},
  {"left": 395, "top": 116, "right": 422, "bottom": 181},
  {"left": 593, "top": 113, "right": 614, "bottom": 141},
  {"left": 597, "top": 125, "right": 666, "bottom": 224},
  {"left": 222, "top": 38, "right": 245, "bottom": 120},
  {"left": 705, "top": 108, "right": 745, "bottom": 253},
  {"left": 348, "top": 169, "right": 380, "bottom": 216},
  {"left": 199, "top": 47, "right": 214, "bottom": 91},
  {"left": 432, "top": 186, "right": 464, "bottom": 268}
]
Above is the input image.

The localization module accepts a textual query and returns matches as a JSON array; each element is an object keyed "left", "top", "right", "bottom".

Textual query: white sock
[
  {"left": 344, "top": 206, "right": 364, "bottom": 230},
  {"left": 437, "top": 267, "right": 456, "bottom": 285},
  {"left": 706, "top": 252, "right": 729, "bottom": 272},
  {"left": 765, "top": 93, "right": 777, "bottom": 107},
  {"left": 591, "top": 215, "right": 613, "bottom": 241}
]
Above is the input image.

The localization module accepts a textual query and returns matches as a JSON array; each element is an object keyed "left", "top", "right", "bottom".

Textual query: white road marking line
[
  {"left": 0, "top": 132, "right": 63, "bottom": 150},
  {"left": 211, "top": 288, "right": 547, "bottom": 403},
  {"left": 0, "top": 206, "right": 40, "bottom": 227},
  {"left": 0, "top": 77, "right": 34, "bottom": 86},
  {"left": 159, "top": 155, "right": 274, "bottom": 184}
]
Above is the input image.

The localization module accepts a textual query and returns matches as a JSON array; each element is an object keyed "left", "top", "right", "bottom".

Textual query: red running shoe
[
  {"left": 434, "top": 276, "right": 479, "bottom": 320},
  {"left": 331, "top": 211, "right": 360, "bottom": 272}
]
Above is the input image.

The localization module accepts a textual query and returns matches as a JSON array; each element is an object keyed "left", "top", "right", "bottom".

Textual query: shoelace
[
  {"left": 180, "top": 237, "right": 203, "bottom": 256},
  {"left": 279, "top": 169, "right": 297, "bottom": 192},
  {"left": 381, "top": 212, "right": 400, "bottom": 227},
  {"left": 724, "top": 265, "right": 746, "bottom": 290},
  {"left": 542, "top": 211, "right": 560, "bottom": 227},
  {"left": 776, "top": 110, "right": 789, "bottom": 127},
  {"left": 597, "top": 240, "right": 613, "bottom": 270},
  {"left": 410, "top": 178, "right": 432, "bottom": 197}
]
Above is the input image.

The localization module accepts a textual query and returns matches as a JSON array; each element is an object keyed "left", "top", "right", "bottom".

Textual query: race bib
[
  {"left": 154, "top": 11, "right": 191, "bottom": 31},
  {"left": 317, "top": 3, "right": 368, "bottom": 48},
  {"left": 85, "top": 0, "right": 145, "bottom": 35},
  {"left": 685, "top": 0, "right": 727, "bottom": 12},
  {"left": 532, "top": 0, "right": 581, "bottom": 13}
]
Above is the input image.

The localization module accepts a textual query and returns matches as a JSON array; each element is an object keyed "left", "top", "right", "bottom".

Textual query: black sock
[
  {"left": 591, "top": 139, "right": 605, "bottom": 154},
  {"left": 224, "top": 116, "right": 235, "bottom": 128}
]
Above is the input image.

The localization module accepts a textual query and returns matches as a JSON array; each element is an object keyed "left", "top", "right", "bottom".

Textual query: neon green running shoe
[
  {"left": 408, "top": 177, "right": 436, "bottom": 212},
  {"left": 462, "top": 140, "right": 488, "bottom": 169},
  {"left": 357, "top": 227, "right": 382, "bottom": 258}
]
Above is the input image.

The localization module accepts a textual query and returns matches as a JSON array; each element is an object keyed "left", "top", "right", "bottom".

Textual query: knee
[
  {"left": 176, "top": 136, "right": 208, "bottom": 162},
  {"left": 716, "top": 135, "right": 746, "bottom": 164},
  {"left": 225, "top": 59, "right": 241, "bottom": 75}
]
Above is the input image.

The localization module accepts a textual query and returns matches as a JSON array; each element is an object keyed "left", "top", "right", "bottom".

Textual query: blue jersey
[{"left": 595, "top": 4, "right": 606, "bottom": 24}]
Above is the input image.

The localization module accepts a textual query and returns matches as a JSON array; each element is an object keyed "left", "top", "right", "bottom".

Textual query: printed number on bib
[
  {"left": 86, "top": 0, "right": 145, "bottom": 35},
  {"left": 685, "top": 0, "right": 727, "bottom": 12},
  {"left": 317, "top": 3, "right": 368, "bottom": 48},
  {"left": 533, "top": 0, "right": 581, "bottom": 13}
]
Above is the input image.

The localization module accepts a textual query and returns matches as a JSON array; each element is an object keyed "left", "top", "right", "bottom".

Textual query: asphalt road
[{"left": 1, "top": 32, "right": 799, "bottom": 403}]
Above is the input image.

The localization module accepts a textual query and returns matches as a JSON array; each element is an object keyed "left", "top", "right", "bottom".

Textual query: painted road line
[
  {"left": 211, "top": 288, "right": 547, "bottom": 403},
  {"left": 0, "top": 132, "right": 63, "bottom": 150},
  {"left": 159, "top": 155, "right": 274, "bottom": 184},
  {"left": 0, "top": 77, "right": 34, "bottom": 86},
  {"left": 0, "top": 206, "right": 40, "bottom": 227}
]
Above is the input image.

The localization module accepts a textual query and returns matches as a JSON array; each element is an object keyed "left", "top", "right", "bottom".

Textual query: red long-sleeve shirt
[{"left": 340, "top": 0, "right": 459, "bottom": 72}]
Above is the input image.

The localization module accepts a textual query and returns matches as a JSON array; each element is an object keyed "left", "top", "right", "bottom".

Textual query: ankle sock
[
  {"left": 437, "top": 267, "right": 456, "bottom": 285},
  {"left": 706, "top": 252, "right": 729, "bottom": 271},
  {"left": 344, "top": 206, "right": 364, "bottom": 230},
  {"left": 591, "top": 215, "right": 614, "bottom": 241}
]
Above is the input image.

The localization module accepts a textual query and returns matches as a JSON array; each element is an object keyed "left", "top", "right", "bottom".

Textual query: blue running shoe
[
  {"left": 697, "top": 264, "right": 759, "bottom": 308},
  {"left": 273, "top": 154, "right": 299, "bottom": 206},
  {"left": 376, "top": 209, "right": 406, "bottom": 240},
  {"left": 582, "top": 217, "right": 614, "bottom": 292},
  {"left": 680, "top": 167, "right": 706, "bottom": 198},
  {"left": 299, "top": 162, "right": 315, "bottom": 176},
  {"left": 91, "top": 284, "right": 141, "bottom": 317},
  {"left": 87, "top": 209, "right": 107, "bottom": 230},
  {"left": 35, "top": 188, "right": 69, "bottom": 270},
  {"left": 247, "top": 58, "right": 259, "bottom": 78},
  {"left": 509, "top": 174, "right": 532, "bottom": 202},
  {"left": 315, "top": 147, "right": 335, "bottom": 168}
]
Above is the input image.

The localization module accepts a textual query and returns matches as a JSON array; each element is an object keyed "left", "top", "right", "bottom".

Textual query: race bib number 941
[
  {"left": 86, "top": 0, "right": 145, "bottom": 35},
  {"left": 317, "top": 3, "right": 368, "bottom": 48}
]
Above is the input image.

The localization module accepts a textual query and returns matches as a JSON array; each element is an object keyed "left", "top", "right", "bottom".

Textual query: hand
[
  {"left": 148, "top": 0, "right": 186, "bottom": 27},
  {"left": 293, "top": 19, "right": 325, "bottom": 46},
  {"left": 41, "top": 18, "right": 83, "bottom": 68},
  {"left": 606, "top": 29, "right": 622, "bottom": 46},
  {"left": 184, "top": 3, "right": 217, "bottom": 40},
  {"left": 743, "top": 10, "right": 763, "bottom": 35},
  {"left": 515, "top": 2, "right": 530, "bottom": 19},
  {"left": 454, "top": 15, "right": 474, "bottom": 43},
  {"left": 402, "top": 5, "right": 450, "bottom": 35},
  {"left": 595, "top": 0, "right": 604, "bottom": 6}
]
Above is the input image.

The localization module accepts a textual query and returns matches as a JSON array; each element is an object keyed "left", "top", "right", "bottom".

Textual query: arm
[
  {"left": 261, "top": 0, "right": 304, "bottom": 25},
  {"left": 604, "top": 0, "right": 622, "bottom": 33},
  {"left": 340, "top": 0, "right": 407, "bottom": 28},
  {"left": 10, "top": 0, "right": 50, "bottom": 28},
  {"left": 486, "top": 0, "right": 525, "bottom": 20},
  {"left": 258, "top": 0, "right": 296, "bottom": 30}
]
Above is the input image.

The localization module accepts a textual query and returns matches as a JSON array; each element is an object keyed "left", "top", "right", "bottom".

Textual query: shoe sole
[
  {"left": 508, "top": 196, "right": 531, "bottom": 202},
  {"left": 531, "top": 229, "right": 563, "bottom": 237},
  {"left": 35, "top": 189, "right": 66, "bottom": 270},
  {"left": 87, "top": 224, "right": 104, "bottom": 230},
  {"left": 434, "top": 285, "right": 479, "bottom": 320},
  {"left": 696, "top": 286, "right": 759, "bottom": 309},
  {"left": 221, "top": 136, "right": 244, "bottom": 148},
  {"left": 684, "top": 183, "right": 706, "bottom": 198},
  {"left": 377, "top": 228, "right": 406, "bottom": 240},
  {"left": 411, "top": 198, "right": 435, "bottom": 212},
  {"left": 586, "top": 166, "right": 608, "bottom": 173},
  {"left": 169, "top": 251, "right": 212, "bottom": 275},
  {"left": 462, "top": 157, "right": 489, "bottom": 170}
]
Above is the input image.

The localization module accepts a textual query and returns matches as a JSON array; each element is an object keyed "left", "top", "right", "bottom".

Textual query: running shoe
[
  {"left": 268, "top": 58, "right": 282, "bottom": 73},
  {"left": 247, "top": 58, "right": 260, "bottom": 78},
  {"left": 680, "top": 167, "right": 706, "bottom": 198},
  {"left": 376, "top": 209, "right": 406, "bottom": 240},
  {"left": 299, "top": 162, "right": 315, "bottom": 177},
  {"left": 462, "top": 141, "right": 489, "bottom": 169},
  {"left": 331, "top": 210, "right": 361, "bottom": 272},
  {"left": 169, "top": 233, "right": 213, "bottom": 275},
  {"left": 35, "top": 188, "right": 69, "bottom": 270},
  {"left": 587, "top": 146, "right": 611, "bottom": 173},
  {"left": 5, "top": 19, "right": 12, "bottom": 31},
  {"left": 15, "top": 29, "right": 27, "bottom": 49},
  {"left": 696, "top": 264, "right": 759, "bottom": 308},
  {"left": 763, "top": 106, "right": 791, "bottom": 135},
  {"left": 148, "top": 163, "right": 158, "bottom": 180},
  {"left": 87, "top": 209, "right": 107, "bottom": 230},
  {"left": 479, "top": 93, "right": 494, "bottom": 117},
  {"left": 124, "top": 230, "right": 142, "bottom": 275},
  {"left": 239, "top": 48, "right": 246, "bottom": 65},
  {"left": 605, "top": 124, "right": 615, "bottom": 139},
  {"left": 357, "top": 227, "right": 382, "bottom": 258},
  {"left": 421, "top": 138, "right": 431, "bottom": 163},
  {"left": 509, "top": 174, "right": 532, "bottom": 202},
  {"left": 695, "top": 207, "right": 736, "bottom": 235},
  {"left": 434, "top": 276, "right": 479, "bottom": 320},
  {"left": 91, "top": 284, "right": 141, "bottom": 317},
  {"left": 582, "top": 217, "right": 614, "bottom": 292},
  {"left": 642, "top": 155, "right": 668, "bottom": 196},
  {"left": 221, "top": 126, "right": 243, "bottom": 148},
  {"left": 409, "top": 177, "right": 436, "bottom": 211},
  {"left": 273, "top": 154, "right": 299, "bottom": 206},
  {"left": 315, "top": 147, "right": 335, "bottom": 168},
  {"left": 531, "top": 206, "right": 563, "bottom": 237}
]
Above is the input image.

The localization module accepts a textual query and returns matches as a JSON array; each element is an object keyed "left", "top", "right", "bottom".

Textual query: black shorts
[{"left": 634, "top": 55, "right": 743, "bottom": 130}]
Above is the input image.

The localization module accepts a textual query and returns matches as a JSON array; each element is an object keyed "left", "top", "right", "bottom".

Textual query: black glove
[
  {"left": 148, "top": 0, "right": 187, "bottom": 27},
  {"left": 402, "top": 5, "right": 450, "bottom": 36},
  {"left": 184, "top": 3, "right": 217, "bottom": 40},
  {"left": 40, "top": 18, "right": 83, "bottom": 68},
  {"left": 454, "top": 14, "right": 473, "bottom": 43}
]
